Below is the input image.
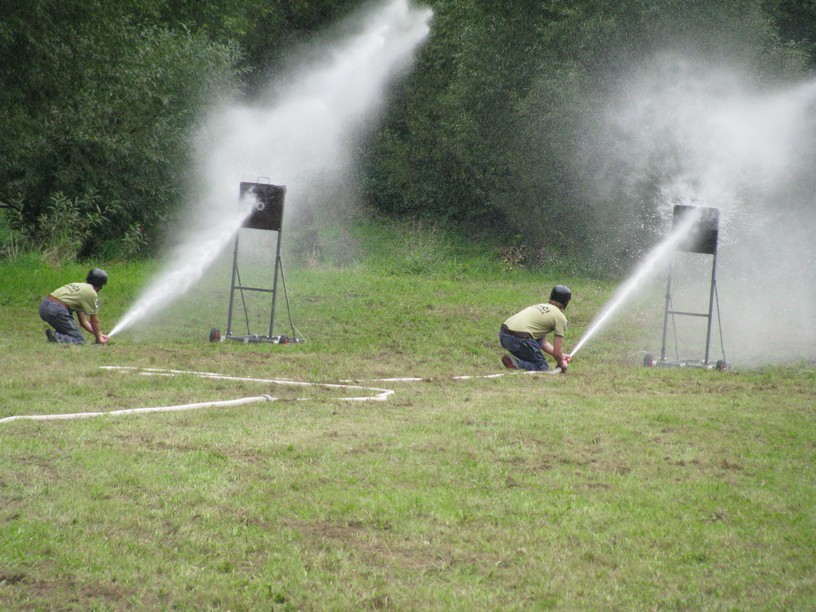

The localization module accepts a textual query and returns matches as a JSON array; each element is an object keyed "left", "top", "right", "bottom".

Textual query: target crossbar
[
  {"left": 232, "top": 285, "right": 276, "bottom": 294},
  {"left": 665, "top": 310, "right": 710, "bottom": 318}
]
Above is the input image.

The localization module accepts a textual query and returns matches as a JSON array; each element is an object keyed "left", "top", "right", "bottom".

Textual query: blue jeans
[
  {"left": 499, "top": 329, "right": 549, "bottom": 371},
  {"left": 39, "top": 298, "right": 86, "bottom": 344}
]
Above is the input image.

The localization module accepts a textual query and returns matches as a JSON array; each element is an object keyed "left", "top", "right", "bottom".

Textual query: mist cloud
[
  {"left": 111, "top": 0, "right": 432, "bottom": 336},
  {"left": 585, "top": 55, "right": 816, "bottom": 366}
]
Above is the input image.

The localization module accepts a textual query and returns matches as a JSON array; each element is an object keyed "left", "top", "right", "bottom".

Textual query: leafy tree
[
  {"left": 2, "top": 0, "right": 813, "bottom": 266},
  {"left": 764, "top": 0, "right": 816, "bottom": 67},
  {"left": 362, "top": 2, "right": 551, "bottom": 225},
  {"left": 0, "top": 0, "right": 244, "bottom": 258},
  {"left": 362, "top": 0, "right": 813, "bottom": 271},
  {"left": 550, "top": 0, "right": 813, "bottom": 269}
]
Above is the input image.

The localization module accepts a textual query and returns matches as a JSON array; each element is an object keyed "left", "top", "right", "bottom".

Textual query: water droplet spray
[
  {"left": 574, "top": 59, "right": 816, "bottom": 365},
  {"left": 109, "top": 0, "right": 433, "bottom": 337},
  {"left": 570, "top": 208, "right": 702, "bottom": 357}
]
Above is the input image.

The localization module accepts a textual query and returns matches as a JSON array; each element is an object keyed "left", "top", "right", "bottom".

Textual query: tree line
[{"left": 1, "top": 0, "right": 813, "bottom": 266}]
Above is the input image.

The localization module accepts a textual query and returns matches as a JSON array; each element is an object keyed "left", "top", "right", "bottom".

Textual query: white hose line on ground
[
  {"left": 0, "top": 395, "right": 275, "bottom": 424},
  {"left": 0, "top": 365, "right": 560, "bottom": 424},
  {"left": 0, "top": 367, "right": 394, "bottom": 424},
  {"left": 101, "top": 367, "right": 395, "bottom": 401},
  {"left": 343, "top": 368, "right": 561, "bottom": 384}
]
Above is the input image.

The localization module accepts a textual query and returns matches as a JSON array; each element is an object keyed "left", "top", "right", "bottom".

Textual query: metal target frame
[
  {"left": 645, "top": 204, "right": 728, "bottom": 370},
  {"left": 210, "top": 181, "right": 302, "bottom": 344}
]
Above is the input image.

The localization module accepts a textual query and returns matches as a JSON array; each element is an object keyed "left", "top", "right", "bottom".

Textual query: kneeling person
[
  {"left": 39, "top": 268, "right": 110, "bottom": 345},
  {"left": 499, "top": 285, "right": 572, "bottom": 372}
]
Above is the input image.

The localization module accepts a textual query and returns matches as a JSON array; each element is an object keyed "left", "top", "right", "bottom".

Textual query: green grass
[{"left": 1, "top": 237, "right": 815, "bottom": 609}]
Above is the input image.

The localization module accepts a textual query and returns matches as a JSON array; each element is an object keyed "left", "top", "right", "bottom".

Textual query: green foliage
[
  {"left": 362, "top": 0, "right": 814, "bottom": 268},
  {"left": 5, "top": 190, "right": 109, "bottom": 265},
  {"left": 0, "top": 205, "right": 24, "bottom": 260},
  {"left": 0, "top": 1, "right": 244, "bottom": 259},
  {"left": 35, "top": 191, "right": 109, "bottom": 265},
  {"left": 1, "top": 0, "right": 815, "bottom": 268},
  {"left": 235, "top": 0, "right": 370, "bottom": 91}
]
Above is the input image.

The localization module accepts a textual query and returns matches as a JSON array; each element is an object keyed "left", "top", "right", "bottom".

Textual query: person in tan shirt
[
  {"left": 39, "top": 268, "right": 109, "bottom": 344},
  {"left": 499, "top": 285, "right": 572, "bottom": 372}
]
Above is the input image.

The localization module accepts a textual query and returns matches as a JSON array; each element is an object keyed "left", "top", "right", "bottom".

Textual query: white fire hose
[{"left": 0, "top": 365, "right": 559, "bottom": 424}]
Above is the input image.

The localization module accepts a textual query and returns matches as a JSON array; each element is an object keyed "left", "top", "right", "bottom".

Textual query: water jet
[{"left": 108, "top": 0, "right": 433, "bottom": 339}]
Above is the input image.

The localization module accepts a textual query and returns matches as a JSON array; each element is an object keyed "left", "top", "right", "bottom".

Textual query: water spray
[
  {"left": 583, "top": 61, "right": 816, "bottom": 366},
  {"left": 570, "top": 206, "right": 705, "bottom": 358},
  {"left": 108, "top": 0, "right": 433, "bottom": 338},
  {"left": 108, "top": 212, "right": 246, "bottom": 337}
]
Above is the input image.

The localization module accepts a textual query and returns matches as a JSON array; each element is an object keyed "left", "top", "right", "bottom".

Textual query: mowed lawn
[{"left": 1, "top": 259, "right": 814, "bottom": 609}]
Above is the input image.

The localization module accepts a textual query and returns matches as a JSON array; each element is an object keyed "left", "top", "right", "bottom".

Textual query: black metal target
[
  {"left": 240, "top": 182, "right": 285, "bottom": 232},
  {"left": 673, "top": 204, "right": 719, "bottom": 254}
]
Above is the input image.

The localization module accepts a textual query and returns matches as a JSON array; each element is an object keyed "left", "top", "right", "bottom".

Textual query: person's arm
[
  {"left": 89, "top": 314, "right": 109, "bottom": 344},
  {"left": 78, "top": 312, "right": 108, "bottom": 344},
  {"left": 542, "top": 335, "right": 569, "bottom": 370},
  {"left": 552, "top": 335, "right": 569, "bottom": 370},
  {"left": 77, "top": 311, "right": 94, "bottom": 334}
]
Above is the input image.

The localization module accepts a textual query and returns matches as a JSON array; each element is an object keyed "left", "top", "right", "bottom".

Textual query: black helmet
[
  {"left": 549, "top": 285, "right": 571, "bottom": 308},
  {"left": 86, "top": 268, "right": 109, "bottom": 288}
]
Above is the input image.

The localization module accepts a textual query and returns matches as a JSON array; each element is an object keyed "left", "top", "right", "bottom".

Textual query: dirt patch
[
  {"left": 284, "top": 517, "right": 499, "bottom": 576},
  {"left": 0, "top": 572, "right": 135, "bottom": 608}
]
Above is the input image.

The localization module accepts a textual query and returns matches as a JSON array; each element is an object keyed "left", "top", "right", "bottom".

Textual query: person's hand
[
  {"left": 564, "top": 354, "right": 573, "bottom": 364},
  {"left": 97, "top": 334, "right": 109, "bottom": 345}
]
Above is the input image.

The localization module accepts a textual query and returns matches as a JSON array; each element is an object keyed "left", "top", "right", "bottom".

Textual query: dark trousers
[
  {"left": 39, "top": 298, "right": 86, "bottom": 344},
  {"left": 499, "top": 329, "right": 549, "bottom": 371}
]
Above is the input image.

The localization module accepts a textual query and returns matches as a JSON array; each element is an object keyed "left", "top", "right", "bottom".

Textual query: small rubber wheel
[
  {"left": 643, "top": 353, "right": 655, "bottom": 368},
  {"left": 715, "top": 359, "right": 727, "bottom": 372},
  {"left": 209, "top": 328, "right": 220, "bottom": 342}
]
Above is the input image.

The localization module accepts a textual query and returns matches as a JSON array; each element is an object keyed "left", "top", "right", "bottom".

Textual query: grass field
[{"left": 1, "top": 232, "right": 815, "bottom": 609}]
